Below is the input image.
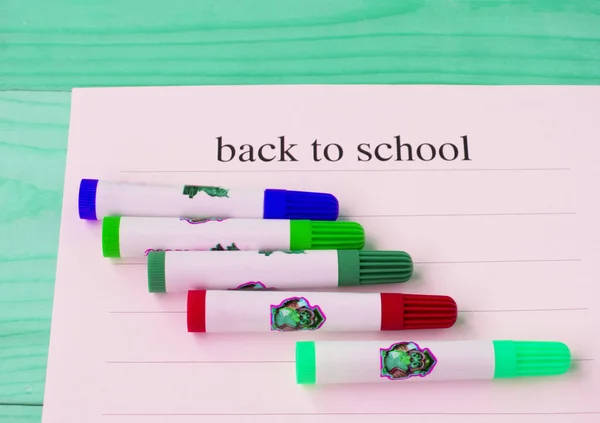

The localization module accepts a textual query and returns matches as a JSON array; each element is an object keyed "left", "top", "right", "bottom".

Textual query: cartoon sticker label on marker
[
  {"left": 259, "top": 250, "right": 306, "bottom": 257},
  {"left": 183, "top": 185, "right": 230, "bottom": 199},
  {"left": 144, "top": 248, "right": 188, "bottom": 256},
  {"left": 211, "top": 243, "right": 240, "bottom": 251},
  {"left": 180, "top": 217, "right": 227, "bottom": 224},
  {"left": 270, "top": 297, "right": 326, "bottom": 332},
  {"left": 380, "top": 342, "right": 437, "bottom": 380},
  {"left": 233, "top": 281, "right": 268, "bottom": 290}
]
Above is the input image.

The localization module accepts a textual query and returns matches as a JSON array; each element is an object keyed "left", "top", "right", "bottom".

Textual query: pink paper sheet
[{"left": 42, "top": 85, "right": 600, "bottom": 422}]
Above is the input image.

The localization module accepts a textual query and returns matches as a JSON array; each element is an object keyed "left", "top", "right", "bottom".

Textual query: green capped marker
[
  {"left": 147, "top": 249, "right": 413, "bottom": 293},
  {"left": 102, "top": 216, "right": 365, "bottom": 259},
  {"left": 296, "top": 340, "right": 571, "bottom": 385}
]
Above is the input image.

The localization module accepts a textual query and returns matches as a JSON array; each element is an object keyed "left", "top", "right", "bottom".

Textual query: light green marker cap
[
  {"left": 147, "top": 251, "right": 166, "bottom": 293},
  {"left": 296, "top": 341, "right": 316, "bottom": 385},
  {"left": 102, "top": 216, "right": 121, "bottom": 258},
  {"left": 337, "top": 250, "right": 413, "bottom": 286},
  {"left": 493, "top": 341, "right": 571, "bottom": 378},
  {"left": 289, "top": 220, "right": 365, "bottom": 250}
]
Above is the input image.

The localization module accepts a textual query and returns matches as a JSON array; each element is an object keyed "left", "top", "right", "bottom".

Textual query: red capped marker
[{"left": 187, "top": 290, "right": 457, "bottom": 333}]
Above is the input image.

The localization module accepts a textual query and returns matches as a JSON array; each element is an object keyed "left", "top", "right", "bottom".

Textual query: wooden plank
[
  {"left": 0, "top": 405, "right": 42, "bottom": 423},
  {"left": 1, "top": 0, "right": 600, "bottom": 90},
  {"left": 0, "top": 92, "right": 70, "bottom": 405}
]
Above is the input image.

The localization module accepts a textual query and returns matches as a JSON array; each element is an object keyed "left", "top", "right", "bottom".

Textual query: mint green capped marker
[
  {"left": 102, "top": 216, "right": 365, "bottom": 259},
  {"left": 147, "top": 249, "right": 413, "bottom": 293},
  {"left": 296, "top": 340, "right": 571, "bottom": 385}
]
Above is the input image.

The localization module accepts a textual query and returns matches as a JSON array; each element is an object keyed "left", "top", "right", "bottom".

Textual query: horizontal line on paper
[
  {"left": 109, "top": 308, "right": 587, "bottom": 314},
  {"left": 109, "top": 311, "right": 186, "bottom": 314},
  {"left": 102, "top": 411, "right": 600, "bottom": 416},
  {"left": 106, "top": 360, "right": 294, "bottom": 364},
  {"left": 460, "top": 308, "right": 588, "bottom": 313},
  {"left": 341, "top": 212, "right": 577, "bottom": 218},
  {"left": 120, "top": 168, "right": 571, "bottom": 174},
  {"left": 416, "top": 258, "right": 582, "bottom": 264},
  {"left": 105, "top": 359, "right": 593, "bottom": 365}
]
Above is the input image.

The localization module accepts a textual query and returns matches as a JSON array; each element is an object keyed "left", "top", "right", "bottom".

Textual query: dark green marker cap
[
  {"left": 147, "top": 251, "right": 167, "bottom": 293},
  {"left": 337, "top": 250, "right": 413, "bottom": 286}
]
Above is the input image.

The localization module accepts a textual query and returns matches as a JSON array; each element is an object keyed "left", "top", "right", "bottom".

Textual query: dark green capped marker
[{"left": 147, "top": 249, "right": 414, "bottom": 293}]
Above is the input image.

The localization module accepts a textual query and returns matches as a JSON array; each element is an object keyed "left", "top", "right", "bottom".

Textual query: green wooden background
[{"left": 1, "top": 1, "right": 599, "bottom": 421}]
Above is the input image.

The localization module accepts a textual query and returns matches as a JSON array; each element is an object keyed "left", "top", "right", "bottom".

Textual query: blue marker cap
[
  {"left": 263, "top": 189, "right": 339, "bottom": 221},
  {"left": 79, "top": 178, "right": 98, "bottom": 220}
]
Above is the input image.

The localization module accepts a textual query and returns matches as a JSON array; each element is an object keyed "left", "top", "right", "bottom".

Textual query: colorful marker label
[
  {"left": 270, "top": 297, "right": 326, "bottom": 331},
  {"left": 144, "top": 248, "right": 189, "bottom": 256},
  {"left": 380, "top": 342, "right": 437, "bottom": 380},
  {"left": 258, "top": 250, "right": 307, "bottom": 256},
  {"left": 210, "top": 243, "right": 240, "bottom": 251},
  {"left": 180, "top": 217, "right": 227, "bottom": 224},
  {"left": 183, "top": 185, "right": 230, "bottom": 199},
  {"left": 233, "top": 281, "right": 268, "bottom": 290}
]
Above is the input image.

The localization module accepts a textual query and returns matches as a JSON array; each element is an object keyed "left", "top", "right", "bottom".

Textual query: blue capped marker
[{"left": 78, "top": 179, "right": 339, "bottom": 221}]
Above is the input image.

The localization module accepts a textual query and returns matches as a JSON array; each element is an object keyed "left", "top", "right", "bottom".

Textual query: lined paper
[{"left": 42, "top": 85, "right": 600, "bottom": 423}]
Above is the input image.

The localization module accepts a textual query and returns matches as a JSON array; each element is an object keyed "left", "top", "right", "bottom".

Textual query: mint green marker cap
[
  {"left": 290, "top": 220, "right": 364, "bottom": 250},
  {"left": 337, "top": 250, "right": 413, "bottom": 286},
  {"left": 493, "top": 341, "right": 571, "bottom": 378},
  {"left": 102, "top": 216, "right": 121, "bottom": 258},
  {"left": 296, "top": 341, "right": 317, "bottom": 385}
]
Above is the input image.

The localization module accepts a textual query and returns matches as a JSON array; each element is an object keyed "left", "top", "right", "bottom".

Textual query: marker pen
[
  {"left": 187, "top": 290, "right": 457, "bottom": 333},
  {"left": 148, "top": 250, "right": 413, "bottom": 292},
  {"left": 295, "top": 339, "right": 571, "bottom": 385},
  {"left": 102, "top": 217, "right": 365, "bottom": 259},
  {"left": 78, "top": 179, "right": 339, "bottom": 221}
]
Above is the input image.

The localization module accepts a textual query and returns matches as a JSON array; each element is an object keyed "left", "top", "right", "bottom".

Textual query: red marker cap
[
  {"left": 380, "top": 293, "right": 457, "bottom": 330},
  {"left": 187, "top": 290, "right": 206, "bottom": 332}
]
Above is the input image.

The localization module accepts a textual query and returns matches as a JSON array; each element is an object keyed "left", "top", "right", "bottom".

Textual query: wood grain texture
[
  {"left": 0, "top": 2, "right": 599, "bottom": 422},
  {"left": 0, "top": 92, "right": 70, "bottom": 408},
  {"left": 0, "top": 405, "right": 42, "bottom": 423},
  {"left": 1, "top": 0, "right": 600, "bottom": 90}
]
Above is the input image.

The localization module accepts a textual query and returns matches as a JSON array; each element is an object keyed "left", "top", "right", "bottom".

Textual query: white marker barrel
[
  {"left": 295, "top": 339, "right": 571, "bottom": 385},
  {"left": 187, "top": 290, "right": 457, "bottom": 333},
  {"left": 102, "top": 217, "right": 364, "bottom": 259},
  {"left": 147, "top": 250, "right": 414, "bottom": 292},
  {"left": 79, "top": 179, "right": 339, "bottom": 220}
]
